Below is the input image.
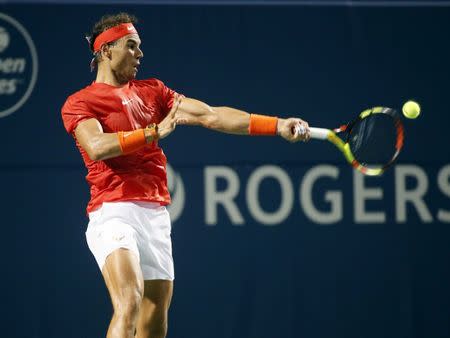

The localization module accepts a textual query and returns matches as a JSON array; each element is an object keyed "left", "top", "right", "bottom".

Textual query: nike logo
[
  {"left": 122, "top": 98, "right": 134, "bottom": 105},
  {"left": 112, "top": 234, "right": 125, "bottom": 241}
]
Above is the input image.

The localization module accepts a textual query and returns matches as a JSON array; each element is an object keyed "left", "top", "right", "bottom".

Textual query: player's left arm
[{"left": 175, "top": 97, "right": 310, "bottom": 142}]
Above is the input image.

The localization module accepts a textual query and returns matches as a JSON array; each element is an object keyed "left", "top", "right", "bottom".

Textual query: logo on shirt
[
  {"left": 0, "top": 13, "right": 38, "bottom": 118},
  {"left": 167, "top": 163, "right": 185, "bottom": 223},
  {"left": 112, "top": 233, "right": 126, "bottom": 242}
]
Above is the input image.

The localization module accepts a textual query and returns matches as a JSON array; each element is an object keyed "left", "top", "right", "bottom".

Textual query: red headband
[{"left": 93, "top": 23, "right": 138, "bottom": 53}]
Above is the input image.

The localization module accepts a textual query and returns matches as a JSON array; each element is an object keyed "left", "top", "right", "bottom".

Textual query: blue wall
[{"left": 0, "top": 4, "right": 449, "bottom": 338}]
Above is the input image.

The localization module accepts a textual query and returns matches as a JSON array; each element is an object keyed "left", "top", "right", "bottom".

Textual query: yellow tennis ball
[{"left": 402, "top": 100, "right": 421, "bottom": 119}]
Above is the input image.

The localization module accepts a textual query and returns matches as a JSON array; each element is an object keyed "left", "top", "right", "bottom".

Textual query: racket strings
[{"left": 348, "top": 114, "right": 399, "bottom": 167}]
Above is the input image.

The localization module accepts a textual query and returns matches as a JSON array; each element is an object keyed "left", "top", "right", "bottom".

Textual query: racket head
[{"left": 330, "top": 107, "right": 404, "bottom": 176}]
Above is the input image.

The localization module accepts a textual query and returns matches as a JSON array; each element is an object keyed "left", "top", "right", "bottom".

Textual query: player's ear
[{"left": 101, "top": 44, "right": 112, "bottom": 60}]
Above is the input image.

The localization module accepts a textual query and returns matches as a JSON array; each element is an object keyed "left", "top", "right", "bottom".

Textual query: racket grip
[{"left": 310, "top": 127, "right": 330, "bottom": 140}]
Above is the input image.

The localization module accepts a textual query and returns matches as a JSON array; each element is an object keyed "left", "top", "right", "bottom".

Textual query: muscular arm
[
  {"left": 75, "top": 119, "right": 161, "bottom": 161},
  {"left": 176, "top": 98, "right": 250, "bottom": 135},
  {"left": 74, "top": 119, "right": 124, "bottom": 161},
  {"left": 75, "top": 118, "right": 173, "bottom": 161},
  {"left": 175, "top": 97, "right": 310, "bottom": 141}
]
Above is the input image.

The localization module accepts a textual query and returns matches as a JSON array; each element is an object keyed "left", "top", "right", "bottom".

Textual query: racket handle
[{"left": 309, "top": 127, "right": 330, "bottom": 140}]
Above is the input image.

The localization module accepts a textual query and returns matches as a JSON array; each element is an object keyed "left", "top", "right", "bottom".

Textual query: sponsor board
[{"left": 167, "top": 163, "right": 450, "bottom": 225}]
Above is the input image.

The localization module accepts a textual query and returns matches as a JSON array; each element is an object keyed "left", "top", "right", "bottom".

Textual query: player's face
[{"left": 109, "top": 34, "right": 143, "bottom": 82}]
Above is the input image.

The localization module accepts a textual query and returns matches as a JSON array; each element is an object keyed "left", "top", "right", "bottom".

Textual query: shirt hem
[{"left": 87, "top": 197, "right": 170, "bottom": 214}]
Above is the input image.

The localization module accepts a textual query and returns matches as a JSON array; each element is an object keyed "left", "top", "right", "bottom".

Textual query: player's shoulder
[
  {"left": 63, "top": 83, "right": 96, "bottom": 104},
  {"left": 62, "top": 82, "right": 99, "bottom": 112}
]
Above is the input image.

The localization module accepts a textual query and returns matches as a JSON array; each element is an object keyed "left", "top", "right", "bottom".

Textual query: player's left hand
[{"left": 277, "top": 118, "right": 310, "bottom": 143}]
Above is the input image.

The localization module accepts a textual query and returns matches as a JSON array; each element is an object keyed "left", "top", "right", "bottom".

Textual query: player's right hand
[
  {"left": 157, "top": 94, "right": 183, "bottom": 139},
  {"left": 278, "top": 117, "right": 310, "bottom": 143}
]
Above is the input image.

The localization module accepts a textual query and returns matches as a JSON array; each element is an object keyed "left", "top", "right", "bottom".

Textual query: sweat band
[
  {"left": 249, "top": 114, "right": 278, "bottom": 135},
  {"left": 118, "top": 129, "right": 146, "bottom": 155},
  {"left": 93, "top": 23, "right": 138, "bottom": 53}
]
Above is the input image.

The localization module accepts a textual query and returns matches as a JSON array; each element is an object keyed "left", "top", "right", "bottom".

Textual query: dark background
[{"left": 0, "top": 2, "right": 449, "bottom": 338}]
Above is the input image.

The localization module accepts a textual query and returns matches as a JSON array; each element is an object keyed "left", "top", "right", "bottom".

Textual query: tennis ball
[{"left": 402, "top": 100, "right": 421, "bottom": 119}]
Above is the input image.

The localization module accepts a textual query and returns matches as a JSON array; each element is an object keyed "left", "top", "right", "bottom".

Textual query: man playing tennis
[{"left": 61, "top": 12, "right": 310, "bottom": 338}]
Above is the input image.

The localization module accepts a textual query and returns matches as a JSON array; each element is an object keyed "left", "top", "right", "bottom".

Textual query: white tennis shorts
[{"left": 85, "top": 201, "right": 174, "bottom": 281}]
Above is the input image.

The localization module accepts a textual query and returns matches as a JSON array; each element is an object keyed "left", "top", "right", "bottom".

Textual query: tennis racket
[{"left": 296, "top": 106, "right": 404, "bottom": 176}]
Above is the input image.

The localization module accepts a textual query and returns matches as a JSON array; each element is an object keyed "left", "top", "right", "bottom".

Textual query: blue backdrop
[{"left": 0, "top": 3, "right": 449, "bottom": 338}]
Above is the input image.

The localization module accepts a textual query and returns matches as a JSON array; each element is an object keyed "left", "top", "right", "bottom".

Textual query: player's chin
[
  {"left": 128, "top": 67, "right": 138, "bottom": 79},
  {"left": 126, "top": 70, "right": 137, "bottom": 80}
]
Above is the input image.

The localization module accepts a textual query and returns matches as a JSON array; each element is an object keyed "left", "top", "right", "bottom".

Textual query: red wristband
[
  {"left": 118, "top": 129, "right": 146, "bottom": 154},
  {"left": 249, "top": 114, "right": 278, "bottom": 135}
]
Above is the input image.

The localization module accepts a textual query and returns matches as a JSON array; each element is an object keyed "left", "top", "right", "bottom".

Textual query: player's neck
[{"left": 95, "top": 65, "right": 128, "bottom": 87}]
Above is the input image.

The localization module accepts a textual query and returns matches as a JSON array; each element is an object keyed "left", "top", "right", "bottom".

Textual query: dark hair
[{"left": 86, "top": 12, "right": 138, "bottom": 52}]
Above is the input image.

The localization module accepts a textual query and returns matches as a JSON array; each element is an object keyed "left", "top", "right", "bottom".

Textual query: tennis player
[{"left": 61, "top": 12, "right": 310, "bottom": 338}]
